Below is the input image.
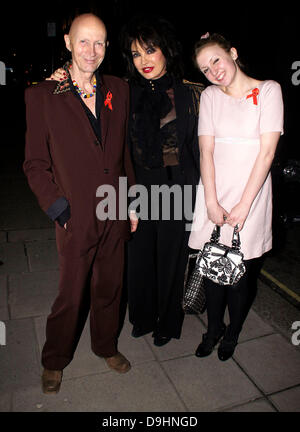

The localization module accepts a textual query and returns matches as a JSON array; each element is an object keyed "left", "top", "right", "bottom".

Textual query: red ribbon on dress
[
  {"left": 104, "top": 91, "right": 113, "bottom": 110},
  {"left": 246, "top": 88, "right": 259, "bottom": 105}
]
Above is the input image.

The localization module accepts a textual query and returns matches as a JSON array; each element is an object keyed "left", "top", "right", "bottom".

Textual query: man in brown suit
[{"left": 24, "top": 13, "right": 137, "bottom": 394}]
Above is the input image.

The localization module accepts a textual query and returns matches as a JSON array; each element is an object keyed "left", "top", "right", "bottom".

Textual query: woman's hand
[
  {"left": 226, "top": 201, "right": 251, "bottom": 232},
  {"left": 46, "top": 68, "right": 67, "bottom": 81},
  {"left": 207, "top": 202, "right": 229, "bottom": 227}
]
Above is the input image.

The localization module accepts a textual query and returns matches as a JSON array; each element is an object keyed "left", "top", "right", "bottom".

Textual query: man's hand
[{"left": 129, "top": 211, "right": 138, "bottom": 233}]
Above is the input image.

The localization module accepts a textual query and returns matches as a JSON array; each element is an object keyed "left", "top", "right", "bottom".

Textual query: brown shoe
[
  {"left": 42, "top": 369, "right": 63, "bottom": 394},
  {"left": 104, "top": 352, "right": 131, "bottom": 373}
]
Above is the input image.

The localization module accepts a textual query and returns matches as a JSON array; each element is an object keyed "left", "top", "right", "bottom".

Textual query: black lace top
[{"left": 130, "top": 74, "right": 179, "bottom": 169}]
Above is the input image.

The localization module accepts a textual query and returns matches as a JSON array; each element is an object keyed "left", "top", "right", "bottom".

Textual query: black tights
[{"left": 204, "top": 257, "right": 263, "bottom": 341}]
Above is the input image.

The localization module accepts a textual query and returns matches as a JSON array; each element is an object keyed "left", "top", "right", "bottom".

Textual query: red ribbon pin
[
  {"left": 104, "top": 91, "right": 113, "bottom": 110},
  {"left": 246, "top": 88, "right": 259, "bottom": 105}
]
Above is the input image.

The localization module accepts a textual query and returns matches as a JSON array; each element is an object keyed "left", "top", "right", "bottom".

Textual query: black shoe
[
  {"left": 195, "top": 324, "right": 226, "bottom": 358},
  {"left": 153, "top": 336, "right": 172, "bottom": 347},
  {"left": 218, "top": 338, "right": 238, "bottom": 361}
]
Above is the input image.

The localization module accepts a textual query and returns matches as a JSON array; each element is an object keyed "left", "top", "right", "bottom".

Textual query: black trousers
[
  {"left": 127, "top": 165, "right": 191, "bottom": 339},
  {"left": 204, "top": 257, "right": 263, "bottom": 341}
]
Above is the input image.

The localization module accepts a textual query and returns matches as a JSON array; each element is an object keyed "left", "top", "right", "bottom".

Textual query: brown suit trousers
[{"left": 42, "top": 221, "right": 124, "bottom": 370}]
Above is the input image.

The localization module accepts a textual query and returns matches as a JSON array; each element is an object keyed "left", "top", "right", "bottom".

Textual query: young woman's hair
[
  {"left": 120, "top": 14, "right": 184, "bottom": 80},
  {"left": 194, "top": 32, "right": 244, "bottom": 70}
]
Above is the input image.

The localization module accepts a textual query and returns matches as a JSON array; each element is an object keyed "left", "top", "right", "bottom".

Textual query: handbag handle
[{"left": 210, "top": 224, "right": 241, "bottom": 250}]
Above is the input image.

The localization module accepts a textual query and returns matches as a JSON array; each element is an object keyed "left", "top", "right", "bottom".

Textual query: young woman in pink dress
[{"left": 189, "top": 33, "right": 284, "bottom": 360}]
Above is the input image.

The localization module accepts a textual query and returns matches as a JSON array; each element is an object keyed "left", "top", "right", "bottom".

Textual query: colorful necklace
[{"left": 72, "top": 77, "right": 97, "bottom": 98}]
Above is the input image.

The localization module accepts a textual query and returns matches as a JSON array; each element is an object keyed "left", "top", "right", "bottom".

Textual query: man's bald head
[
  {"left": 64, "top": 13, "right": 108, "bottom": 76},
  {"left": 68, "top": 13, "right": 107, "bottom": 43}
]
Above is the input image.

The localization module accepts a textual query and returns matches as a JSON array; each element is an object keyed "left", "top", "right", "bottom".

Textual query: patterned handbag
[
  {"left": 197, "top": 225, "right": 246, "bottom": 285},
  {"left": 183, "top": 253, "right": 206, "bottom": 314}
]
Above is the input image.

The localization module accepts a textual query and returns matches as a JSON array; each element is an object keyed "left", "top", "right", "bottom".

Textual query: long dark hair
[{"left": 120, "top": 14, "right": 184, "bottom": 81}]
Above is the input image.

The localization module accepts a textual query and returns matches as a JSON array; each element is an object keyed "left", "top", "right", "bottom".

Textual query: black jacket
[{"left": 128, "top": 78, "right": 204, "bottom": 189}]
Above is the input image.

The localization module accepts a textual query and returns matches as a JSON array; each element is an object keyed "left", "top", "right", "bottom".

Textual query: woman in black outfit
[{"left": 120, "top": 15, "right": 203, "bottom": 346}]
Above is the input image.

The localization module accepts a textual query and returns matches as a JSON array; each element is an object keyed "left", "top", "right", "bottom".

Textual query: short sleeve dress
[{"left": 188, "top": 80, "right": 284, "bottom": 260}]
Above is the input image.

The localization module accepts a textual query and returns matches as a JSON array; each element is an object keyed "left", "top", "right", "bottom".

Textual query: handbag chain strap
[{"left": 210, "top": 225, "right": 241, "bottom": 251}]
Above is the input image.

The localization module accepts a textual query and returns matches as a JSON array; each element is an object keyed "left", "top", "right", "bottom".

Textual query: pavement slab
[
  {"left": 0, "top": 318, "right": 41, "bottom": 393},
  {"left": 269, "top": 385, "right": 300, "bottom": 412},
  {"left": 12, "top": 362, "right": 187, "bottom": 412},
  {"left": 0, "top": 243, "right": 28, "bottom": 275},
  {"left": 0, "top": 393, "right": 12, "bottom": 412},
  {"left": 25, "top": 240, "right": 58, "bottom": 272},
  {"left": 8, "top": 271, "right": 59, "bottom": 319},
  {"left": 224, "top": 398, "right": 276, "bottom": 412},
  {"left": 234, "top": 333, "right": 300, "bottom": 394},
  {"left": 161, "top": 352, "right": 262, "bottom": 412}
]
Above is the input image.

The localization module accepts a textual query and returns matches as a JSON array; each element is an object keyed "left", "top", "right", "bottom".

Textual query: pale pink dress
[{"left": 188, "top": 80, "right": 284, "bottom": 260}]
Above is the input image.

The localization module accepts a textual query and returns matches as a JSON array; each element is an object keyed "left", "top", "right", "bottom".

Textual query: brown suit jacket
[{"left": 24, "top": 75, "right": 135, "bottom": 257}]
